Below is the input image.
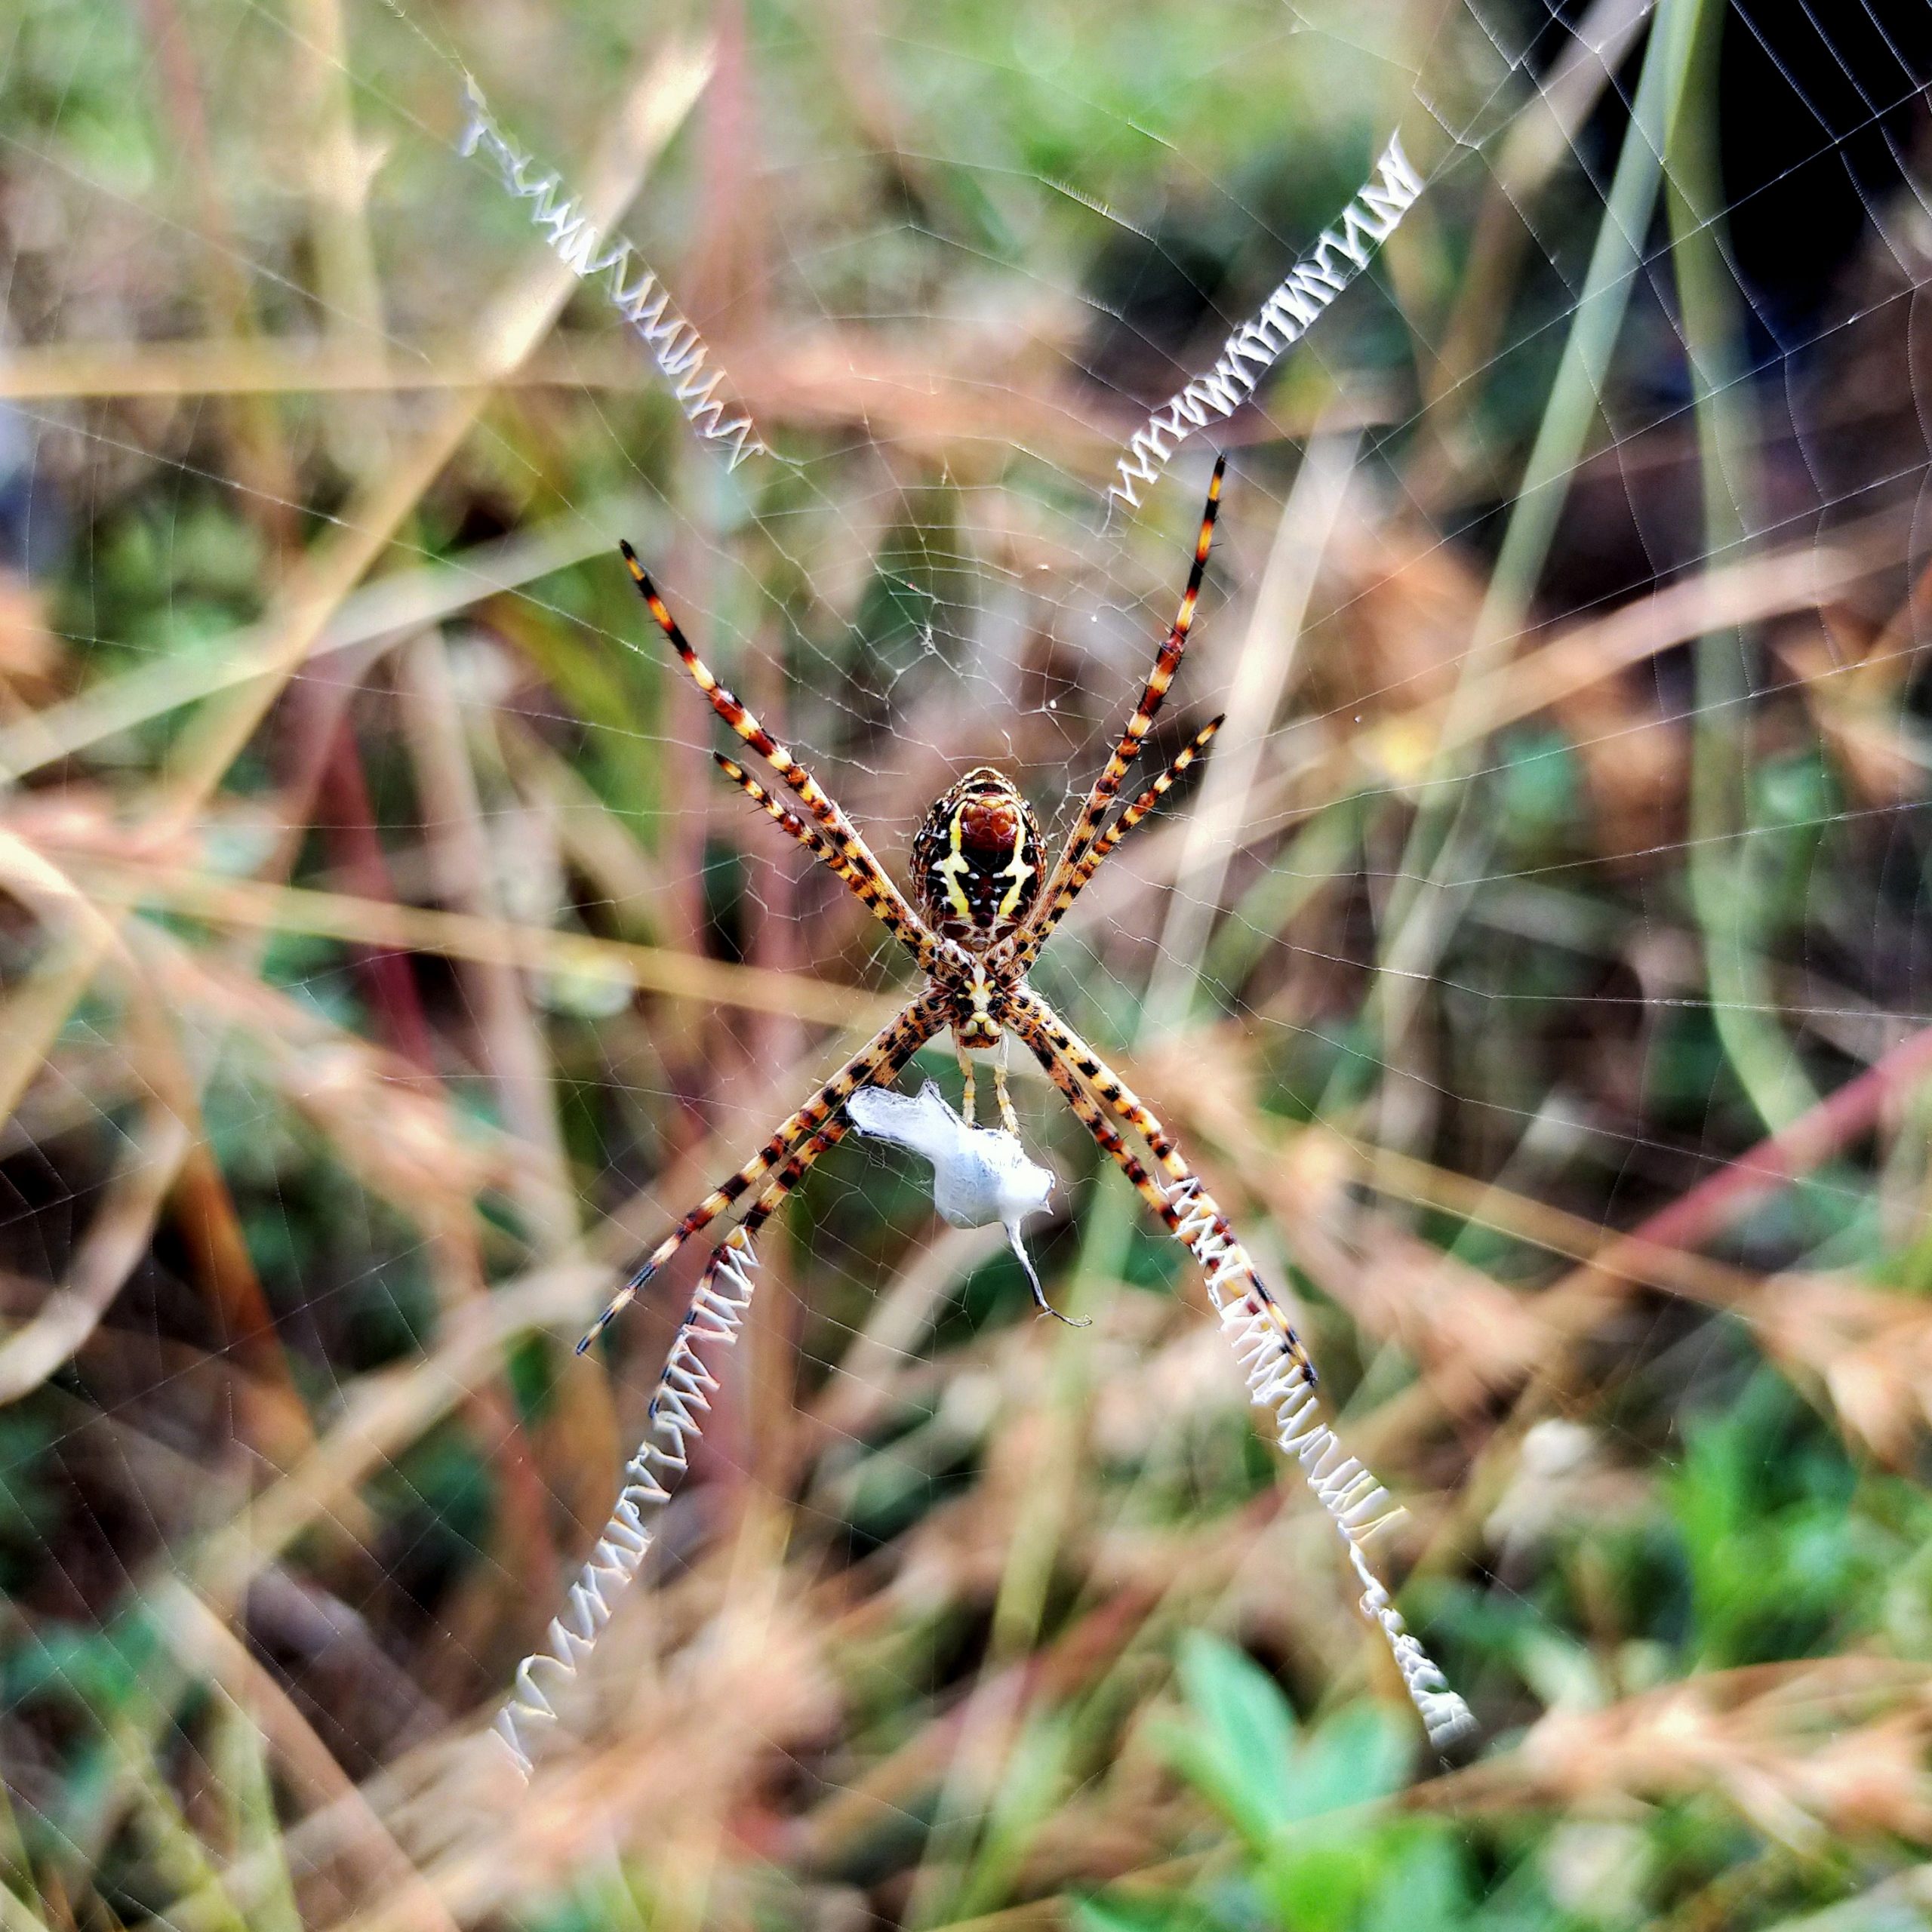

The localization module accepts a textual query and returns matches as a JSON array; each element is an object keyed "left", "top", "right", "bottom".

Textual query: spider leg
[
  {"left": 992, "top": 1038, "right": 1020, "bottom": 1137},
  {"left": 502, "top": 1100, "right": 860, "bottom": 1769},
  {"left": 620, "top": 544, "right": 931, "bottom": 963},
  {"left": 1005, "top": 988, "right": 1181, "bottom": 1172},
  {"left": 1001, "top": 988, "right": 1315, "bottom": 1386},
  {"left": 714, "top": 752, "right": 943, "bottom": 976},
  {"left": 711, "top": 1095, "right": 857, "bottom": 1261},
  {"left": 643, "top": 1106, "right": 848, "bottom": 1441},
  {"left": 578, "top": 995, "right": 943, "bottom": 1352},
  {"left": 1007, "top": 712, "right": 1223, "bottom": 971},
  {"left": 1026, "top": 455, "right": 1224, "bottom": 925},
  {"left": 1006, "top": 1014, "right": 1183, "bottom": 1220},
  {"left": 1001, "top": 1011, "right": 1245, "bottom": 1337},
  {"left": 1002, "top": 995, "right": 1481, "bottom": 1749},
  {"left": 953, "top": 1035, "right": 977, "bottom": 1126}
]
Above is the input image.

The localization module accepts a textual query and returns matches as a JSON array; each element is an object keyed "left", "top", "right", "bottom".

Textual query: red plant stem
[
  {"left": 1628, "top": 1021, "right": 1932, "bottom": 1257},
  {"left": 318, "top": 720, "right": 439, "bottom": 1075}
]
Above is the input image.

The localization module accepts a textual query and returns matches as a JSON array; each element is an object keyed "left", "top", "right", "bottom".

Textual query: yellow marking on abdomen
[
  {"left": 936, "top": 812, "right": 974, "bottom": 918},
  {"left": 995, "top": 825, "right": 1034, "bottom": 920}
]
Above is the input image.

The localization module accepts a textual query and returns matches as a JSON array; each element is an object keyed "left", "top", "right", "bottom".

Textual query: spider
[{"left": 577, "top": 454, "right": 1314, "bottom": 1381}]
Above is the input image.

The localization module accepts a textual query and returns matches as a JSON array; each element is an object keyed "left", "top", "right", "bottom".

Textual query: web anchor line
[
  {"left": 457, "top": 78, "right": 768, "bottom": 472},
  {"left": 1109, "top": 133, "right": 1425, "bottom": 512},
  {"left": 1167, "top": 1178, "right": 1476, "bottom": 1749},
  {"left": 494, "top": 1230, "right": 761, "bottom": 1777}
]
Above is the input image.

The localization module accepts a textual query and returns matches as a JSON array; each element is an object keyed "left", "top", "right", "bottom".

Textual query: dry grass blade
[
  {"left": 1428, "top": 1660, "right": 1932, "bottom": 1854},
  {"left": 0, "top": 1086, "right": 189, "bottom": 1402},
  {"left": 1752, "top": 1274, "right": 1932, "bottom": 1467},
  {"left": 185, "top": 1258, "right": 605, "bottom": 1617},
  {"left": 155, "top": 1589, "right": 461, "bottom": 1932},
  {"left": 396, "top": 629, "right": 578, "bottom": 1256},
  {"left": 137, "top": 932, "right": 517, "bottom": 1226},
  {"left": 0, "top": 37, "right": 714, "bottom": 1136},
  {"left": 0, "top": 498, "right": 662, "bottom": 782},
  {"left": 1112, "top": 523, "right": 1885, "bottom": 909},
  {"left": 0, "top": 831, "right": 130, "bottom": 1124},
  {"left": 146, "top": 41, "right": 715, "bottom": 828},
  {"left": 62, "top": 853, "right": 900, "bottom": 1027}
]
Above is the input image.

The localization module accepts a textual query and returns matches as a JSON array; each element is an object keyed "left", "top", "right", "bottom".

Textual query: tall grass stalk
[{"left": 1666, "top": 0, "right": 1818, "bottom": 1131}]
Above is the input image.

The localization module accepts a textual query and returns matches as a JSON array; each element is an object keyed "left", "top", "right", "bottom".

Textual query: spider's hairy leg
[
  {"left": 1006, "top": 1013, "right": 1186, "bottom": 1226},
  {"left": 714, "top": 752, "right": 943, "bottom": 976},
  {"left": 1001, "top": 989, "right": 1315, "bottom": 1384},
  {"left": 1080, "top": 709, "right": 1223, "bottom": 880},
  {"left": 1006, "top": 987, "right": 1184, "bottom": 1173},
  {"left": 1029, "top": 454, "right": 1225, "bottom": 919},
  {"left": 578, "top": 996, "right": 942, "bottom": 1352},
  {"left": 618, "top": 543, "right": 907, "bottom": 915},
  {"left": 1007, "top": 712, "right": 1223, "bottom": 971},
  {"left": 993, "top": 1039, "right": 1020, "bottom": 1137},
  {"left": 714, "top": 1106, "right": 848, "bottom": 1261},
  {"left": 954, "top": 1036, "right": 978, "bottom": 1127},
  {"left": 646, "top": 1109, "right": 848, "bottom": 1429}
]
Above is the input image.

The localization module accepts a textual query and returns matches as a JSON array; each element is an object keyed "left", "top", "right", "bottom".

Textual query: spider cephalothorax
[{"left": 909, "top": 766, "right": 1045, "bottom": 948}]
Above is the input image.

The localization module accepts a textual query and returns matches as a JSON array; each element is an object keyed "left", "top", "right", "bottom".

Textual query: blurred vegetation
[{"left": 4, "top": 0, "right": 1932, "bottom": 1927}]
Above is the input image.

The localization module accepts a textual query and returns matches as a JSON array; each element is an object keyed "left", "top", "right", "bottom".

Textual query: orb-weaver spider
[
  {"left": 577, "top": 454, "right": 1312, "bottom": 1369},
  {"left": 500, "top": 458, "right": 1474, "bottom": 1767}
]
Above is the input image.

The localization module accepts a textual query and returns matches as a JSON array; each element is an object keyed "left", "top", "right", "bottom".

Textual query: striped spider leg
[
  {"left": 620, "top": 541, "right": 943, "bottom": 966},
  {"left": 1008, "top": 454, "right": 1224, "bottom": 977},
  {"left": 1004, "top": 712, "right": 1223, "bottom": 969},
  {"left": 500, "top": 1020, "right": 940, "bottom": 1774},
  {"left": 583, "top": 552, "right": 973, "bottom": 1352},
  {"left": 578, "top": 997, "right": 944, "bottom": 1352},
  {"left": 998, "top": 985, "right": 1317, "bottom": 1386},
  {"left": 1000, "top": 1001, "right": 1205, "bottom": 1238},
  {"left": 643, "top": 1044, "right": 922, "bottom": 1447},
  {"left": 712, "top": 752, "right": 952, "bottom": 979}
]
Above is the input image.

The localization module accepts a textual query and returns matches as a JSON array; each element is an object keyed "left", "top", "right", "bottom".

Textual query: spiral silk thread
[
  {"left": 1168, "top": 1179, "right": 1475, "bottom": 1748},
  {"left": 494, "top": 1232, "right": 761, "bottom": 1776},
  {"left": 458, "top": 79, "right": 768, "bottom": 472},
  {"left": 1109, "top": 134, "right": 1424, "bottom": 511}
]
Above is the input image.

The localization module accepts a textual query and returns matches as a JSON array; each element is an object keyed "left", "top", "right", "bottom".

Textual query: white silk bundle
[{"left": 846, "top": 1082, "right": 1060, "bottom": 1315}]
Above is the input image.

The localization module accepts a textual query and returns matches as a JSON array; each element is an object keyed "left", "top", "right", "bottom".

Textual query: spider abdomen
[{"left": 911, "top": 766, "right": 1044, "bottom": 946}]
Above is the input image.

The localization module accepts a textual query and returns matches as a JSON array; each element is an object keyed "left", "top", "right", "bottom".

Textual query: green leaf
[
  {"left": 1363, "top": 1834, "right": 1472, "bottom": 1931},
  {"left": 1278, "top": 1705, "right": 1411, "bottom": 1822},
  {"left": 1074, "top": 1894, "right": 1223, "bottom": 1932},
  {"left": 1166, "top": 1631, "right": 1299, "bottom": 1844}
]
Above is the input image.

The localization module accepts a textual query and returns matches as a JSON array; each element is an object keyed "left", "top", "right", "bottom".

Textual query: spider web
[{"left": 3, "top": 0, "right": 1932, "bottom": 1924}]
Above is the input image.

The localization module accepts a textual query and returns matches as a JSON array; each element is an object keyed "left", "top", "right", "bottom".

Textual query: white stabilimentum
[
  {"left": 1109, "top": 134, "right": 1424, "bottom": 511},
  {"left": 1168, "top": 1177, "right": 1475, "bottom": 1748},
  {"left": 494, "top": 1231, "right": 759, "bottom": 1777},
  {"left": 457, "top": 78, "right": 768, "bottom": 472}
]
